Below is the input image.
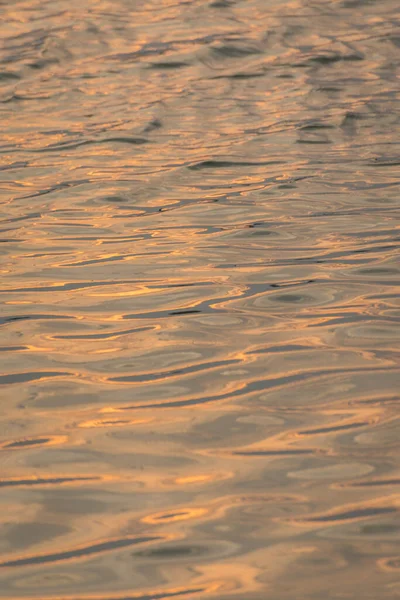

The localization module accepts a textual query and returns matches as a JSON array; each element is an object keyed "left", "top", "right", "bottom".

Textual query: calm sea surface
[{"left": 0, "top": 0, "right": 399, "bottom": 598}]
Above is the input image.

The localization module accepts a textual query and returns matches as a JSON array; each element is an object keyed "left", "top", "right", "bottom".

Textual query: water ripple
[{"left": 0, "top": 0, "right": 399, "bottom": 597}]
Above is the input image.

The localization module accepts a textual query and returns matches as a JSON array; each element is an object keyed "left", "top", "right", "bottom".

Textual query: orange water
[{"left": 0, "top": 1, "right": 399, "bottom": 598}]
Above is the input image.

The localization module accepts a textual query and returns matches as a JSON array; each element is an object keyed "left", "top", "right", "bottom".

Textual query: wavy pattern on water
[
  {"left": 0, "top": 0, "right": 399, "bottom": 598},
  {"left": 0, "top": 536, "right": 164, "bottom": 569}
]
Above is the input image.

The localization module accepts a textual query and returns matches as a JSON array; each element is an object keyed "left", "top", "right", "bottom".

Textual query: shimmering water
[{"left": 1, "top": 0, "right": 399, "bottom": 598}]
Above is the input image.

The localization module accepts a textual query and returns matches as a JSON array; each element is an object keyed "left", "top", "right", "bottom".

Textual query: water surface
[{"left": 0, "top": 0, "right": 399, "bottom": 598}]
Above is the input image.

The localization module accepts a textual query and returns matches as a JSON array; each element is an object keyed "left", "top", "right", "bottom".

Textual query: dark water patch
[
  {"left": 298, "top": 123, "right": 334, "bottom": 131},
  {"left": 247, "top": 344, "right": 314, "bottom": 355},
  {"left": 143, "top": 118, "right": 162, "bottom": 133},
  {"left": 337, "top": 479, "right": 400, "bottom": 488},
  {"left": 356, "top": 267, "right": 398, "bottom": 275},
  {"left": 169, "top": 309, "right": 202, "bottom": 316},
  {"left": 297, "top": 506, "right": 397, "bottom": 524},
  {"left": 28, "top": 58, "right": 59, "bottom": 69},
  {"left": 234, "top": 449, "right": 315, "bottom": 457},
  {"left": 381, "top": 557, "right": 400, "bottom": 570},
  {"left": 297, "top": 52, "right": 364, "bottom": 67},
  {"left": 33, "top": 137, "right": 149, "bottom": 153},
  {"left": 0, "top": 536, "right": 163, "bottom": 568},
  {"left": 209, "top": 43, "right": 263, "bottom": 58},
  {"left": 3, "top": 438, "right": 52, "bottom": 449},
  {"left": 0, "top": 346, "right": 28, "bottom": 352},
  {"left": 1, "top": 280, "right": 142, "bottom": 294},
  {"left": 210, "top": 0, "right": 236, "bottom": 6},
  {"left": 298, "top": 422, "right": 369, "bottom": 436},
  {"left": 361, "top": 524, "right": 399, "bottom": 535},
  {"left": 0, "top": 372, "right": 71, "bottom": 385},
  {"left": 368, "top": 157, "right": 400, "bottom": 167},
  {"left": 270, "top": 293, "right": 307, "bottom": 303},
  {"left": 0, "top": 314, "right": 73, "bottom": 326},
  {"left": 188, "top": 159, "right": 284, "bottom": 170},
  {"left": 389, "top": 35, "right": 400, "bottom": 48},
  {"left": 296, "top": 137, "right": 332, "bottom": 144},
  {"left": 213, "top": 71, "right": 266, "bottom": 80},
  {"left": 135, "top": 544, "right": 207, "bottom": 559},
  {"left": 0, "top": 476, "right": 99, "bottom": 488},
  {"left": 342, "top": 0, "right": 376, "bottom": 6},
  {"left": 149, "top": 61, "right": 191, "bottom": 69},
  {"left": 109, "top": 358, "right": 239, "bottom": 383},
  {"left": 0, "top": 71, "right": 20, "bottom": 81},
  {"left": 0, "top": 211, "right": 41, "bottom": 225},
  {"left": 63, "top": 255, "right": 137, "bottom": 267},
  {"left": 3, "top": 521, "right": 71, "bottom": 552},
  {"left": 53, "top": 326, "right": 154, "bottom": 340}
]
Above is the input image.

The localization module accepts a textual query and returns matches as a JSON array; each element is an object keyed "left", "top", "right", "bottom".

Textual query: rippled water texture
[{"left": 1, "top": 0, "right": 400, "bottom": 598}]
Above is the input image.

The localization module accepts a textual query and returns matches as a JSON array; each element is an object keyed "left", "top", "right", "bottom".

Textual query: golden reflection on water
[{"left": 1, "top": 0, "right": 400, "bottom": 598}]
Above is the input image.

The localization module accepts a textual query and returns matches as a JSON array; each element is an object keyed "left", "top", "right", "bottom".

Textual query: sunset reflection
[{"left": 1, "top": 0, "right": 399, "bottom": 598}]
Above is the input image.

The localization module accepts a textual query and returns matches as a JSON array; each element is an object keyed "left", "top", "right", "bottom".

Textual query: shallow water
[{"left": 0, "top": 0, "right": 399, "bottom": 598}]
